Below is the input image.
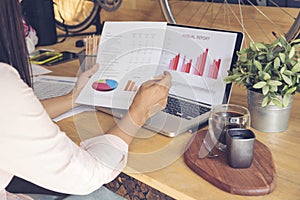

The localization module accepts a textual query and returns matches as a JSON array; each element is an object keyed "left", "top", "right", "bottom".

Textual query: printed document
[{"left": 76, "top": 22, "right": 167, "bottom": 109}]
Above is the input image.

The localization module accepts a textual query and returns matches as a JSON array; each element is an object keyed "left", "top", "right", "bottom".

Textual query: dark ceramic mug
[{"left": 226, "top": 128, "right": 255, "bottom": 168}]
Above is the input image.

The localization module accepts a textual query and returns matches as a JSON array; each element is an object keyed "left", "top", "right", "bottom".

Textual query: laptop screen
[{"left": 155, "top": 24, "right": 244, "bottom": 106}]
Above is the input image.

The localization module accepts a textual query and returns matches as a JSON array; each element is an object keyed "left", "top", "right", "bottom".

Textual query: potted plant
[{"left": 224, "top": 35, "right": 300, "bottom": 132}]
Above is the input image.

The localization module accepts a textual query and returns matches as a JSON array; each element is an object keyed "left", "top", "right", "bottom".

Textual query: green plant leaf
[
  {"left": 257, "top": 55, "right": 266, "bottom": 61},
  {"left": 258, "top": 70, "right": 264, "bottom": 77},
  {"left": 262, "top": 96, "right": 269, "bottom": 107},
  {"left": 250, "top": 42, "right": 257, "bottom": 52},
  {"left": 254, "top": 60, "right": 262, "bottom": 71},
  {"left": 240, "top": 66, "right": 248, "bottom": 74},
  {"left": 282, "top": 85, "right": 289, "bottom": 93},
  {"left": 279, "top": 53, "right": 286, "bottom": 63},
  {"left": 239, "top": 56, "right": 248, "bottom": 63},
  {"left": 291, "top": 63, "right": 300, "bottom": 73},
  {"left": 263, "top": 73, "right": 271, "bottom": 80},
  {"left": 273, "top": 39, "right": 281, "bottom": 47},
  {"left": 262, "top": 85, "right": 269, "bottom": 95},
  {"left": 283, "top": 94, "right": 291, "bottom": 107},
  {"left": 291, "top": 60, "right": 297, "bottom": 67},
  {"left": 224, "top": 77, "right": 232, "bottom": 84},
  {"left": 288, "top": 47, "right": 295, "bottom": 59},
  {"left": 280, "top": 66, "right": 286, "bottom": 74},
  {"left": 235, "top": 77, "right": 242, "bottom": 82},
  {"left": 292, "top": 76, "right": 297, "bottom": 85},
  {"left": 278, "top": 36, "right": 287, "bottom": 46},
  {"left": 268, "top": 80, "right": 282, "bottom": 86},
  {"left": 253, "top": 81, "right": 267, "bottom": 88},
  {"left": 267, "top": 53, "right": 274, "bottom": 61},
  {"left": 239, "top": 49, "right": 247, "bottom": 53},
  {"left": 270, "top": 85, "right": 278, "bottom": 92},
  {"left": 224, "top": 74, "right": 241, "bottom": 83},
  {"left": 264, "top": 62, "right": 272, "bottom": 72},
  {"left": 286, "top": 87, "right": 297, "bottom": 94},
  {"left": 282, "top": 74, "right": 292, "bottom": 85},
  {"left": 269, "top": 93, "right": 277, "bottom": 98},
  {"left": 290, "top": 38, "right": 300, "bottom": 45},
  {"left": 271, "top": 98, "right": 283, "bottom": 108},
  {"left": 283, "top": 70, "right": 294, "bottom": 76},
  {"left": 255, "top": 43, "right": 267, "bottom": 50},
  {"left": 274, "top": 57, "right": 281, "bottom": 69}
]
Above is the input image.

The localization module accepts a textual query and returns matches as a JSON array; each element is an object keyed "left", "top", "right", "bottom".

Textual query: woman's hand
[
  {"left": 128, "top": 71, "right": 172, "bottom": 127},
  {"left": 41, "top": 64, "right": 99, "bottom": 118},
  {"left": 106, "top": 71, "right": 172, "bottom": 145},
  {"left": 72, "top": 64, "right": 99, "bottom": 102}
]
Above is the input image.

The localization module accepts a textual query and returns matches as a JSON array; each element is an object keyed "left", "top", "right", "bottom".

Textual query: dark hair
[{"left": 0, "top": 0, "right": 32, "bottom": 87}]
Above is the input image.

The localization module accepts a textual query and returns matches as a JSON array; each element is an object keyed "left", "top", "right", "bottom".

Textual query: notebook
[{"left": 95, "top": 23, "right": 244, "bottom": 137}]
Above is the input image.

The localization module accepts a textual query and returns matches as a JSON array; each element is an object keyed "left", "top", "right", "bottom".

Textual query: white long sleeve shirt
[{"left": 0, "top": 63, "right": 128, "bottom": 200}]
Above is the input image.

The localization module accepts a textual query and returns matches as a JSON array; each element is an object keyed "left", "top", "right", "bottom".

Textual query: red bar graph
[
  {"left": 185, "top": 59, "right": 192, "bottom": 73},
  {"left": 196, "top": 48, "right": 208, "bottom": 76},
  {"left": 207, "top": 59, "right": 221, "bottom": 79},
  {"left": 169, "top": 54, "right": 180, "bottom": 70},
  {"left": 167, "top": 48, "right": 221, "bottom": 79},
  {"left": 180, "top": 56, "right": 186, "bottom": 72}
]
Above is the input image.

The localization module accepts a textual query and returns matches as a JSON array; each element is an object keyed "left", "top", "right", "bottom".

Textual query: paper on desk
[
  {"left": 53, "top": 105, "right": 95, "bottom": 122},
  {"left": 31, "top": 64, "right": 52, "bottom": 76},
  {"left": 76, "top": 21, "right": 167, "bottom": 109}
]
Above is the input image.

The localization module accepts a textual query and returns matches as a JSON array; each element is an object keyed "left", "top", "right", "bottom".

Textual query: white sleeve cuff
[{"left": 80, "top": 134, "right": 128, "bottom": 177}]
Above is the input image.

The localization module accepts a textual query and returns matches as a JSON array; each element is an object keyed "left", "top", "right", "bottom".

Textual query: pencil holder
[{"left": 78, "top": 51, "right": 97, "bottom": 72}]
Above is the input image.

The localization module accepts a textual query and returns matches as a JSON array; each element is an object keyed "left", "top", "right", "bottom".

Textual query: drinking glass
[{"left": 208, "top": 104, "right": 250, "bottom": 151}]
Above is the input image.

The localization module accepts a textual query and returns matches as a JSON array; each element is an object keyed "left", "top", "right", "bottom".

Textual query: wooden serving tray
[{"left": 184, "top": 130, "right": 276, "bottom": 196}]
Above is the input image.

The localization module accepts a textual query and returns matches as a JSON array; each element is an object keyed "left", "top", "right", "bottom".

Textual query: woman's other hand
[{"left": 128, "top": 71, "right": 172, "bottom": 127}]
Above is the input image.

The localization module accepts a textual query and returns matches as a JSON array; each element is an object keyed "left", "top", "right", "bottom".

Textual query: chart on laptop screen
[{"left": 155, "top": 24, "right": 240, "bottom": 106}]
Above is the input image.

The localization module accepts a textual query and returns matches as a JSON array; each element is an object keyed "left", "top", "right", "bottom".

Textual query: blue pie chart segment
[{"left": 92, "top": 79, "right": 118, "bottom": 91}]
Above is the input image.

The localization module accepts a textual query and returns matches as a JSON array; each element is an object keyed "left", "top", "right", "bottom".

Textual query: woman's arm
[
  {"left": 40, "top": 64, "right": 99, "bottom": 118},
  {"left": 40, "top": 93, "right": 73, "bottom": 119}
]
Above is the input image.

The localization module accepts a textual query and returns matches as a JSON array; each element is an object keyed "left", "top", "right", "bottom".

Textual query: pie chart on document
[{"left": 92, "top": 79, "right": 118, "bottom": 91}]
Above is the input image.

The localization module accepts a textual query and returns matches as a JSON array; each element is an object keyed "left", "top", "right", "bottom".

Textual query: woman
[{"left": 0, "top": 0, "right": 172, "bottom": 199}]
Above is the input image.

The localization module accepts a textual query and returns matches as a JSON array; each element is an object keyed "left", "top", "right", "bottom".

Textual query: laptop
[{"left": 97, "top": 24, "right": 243, "bottom": 137}]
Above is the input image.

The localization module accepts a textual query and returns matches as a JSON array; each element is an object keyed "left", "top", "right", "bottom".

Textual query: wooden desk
[{"left": 43, "top": 1, "right": 300, "bottom": 199}]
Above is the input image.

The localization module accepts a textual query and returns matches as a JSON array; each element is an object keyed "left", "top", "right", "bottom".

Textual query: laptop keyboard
[
  {"left": 33, "top": 81, "right": 74, "bottom": 100},
  {"left": 162, "top": 96, "right": 211, "bottom": 120}
]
